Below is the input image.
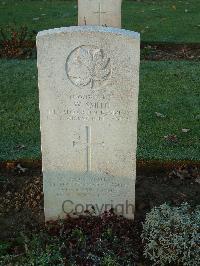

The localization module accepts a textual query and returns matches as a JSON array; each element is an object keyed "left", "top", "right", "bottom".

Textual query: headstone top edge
[{"left": 36, "top": 26, "right": 140, "bottom": 40}]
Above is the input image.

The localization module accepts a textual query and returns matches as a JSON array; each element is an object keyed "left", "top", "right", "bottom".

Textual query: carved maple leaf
[{"left": 67, "top": 46, "right": 111, "bottom": 88}]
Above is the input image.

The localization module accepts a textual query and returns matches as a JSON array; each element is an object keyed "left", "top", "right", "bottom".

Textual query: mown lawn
[
  {"left": 0, "top": 0, "right": 200, "bottom": 43},
  {"left": 0, "top": 59, "right": 199, "bottom": 161}
]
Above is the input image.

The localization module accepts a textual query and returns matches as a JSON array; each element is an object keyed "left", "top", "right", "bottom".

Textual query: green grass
[
  {"left": 0, "top": 59, "right": 199, "bottom": 161},
  {"left": 0, "top": 59, "right": 40, "bottom": 160},
  {"left": 0, "top": 0, "right": 200, "bottom": 43},
  {"left": 138, "top": 61, "right": 200, "bottom": 160}
]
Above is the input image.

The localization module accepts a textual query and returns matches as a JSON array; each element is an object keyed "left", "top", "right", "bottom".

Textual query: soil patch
[
  {"left": 1, "top": 41, "right": 200, "bottom": 60},
  {"left": 0, "top": 165, "right": 199, "bottom": 264},
  {"left": 141, "top": 42, "right": 200, "bottom": 61}
]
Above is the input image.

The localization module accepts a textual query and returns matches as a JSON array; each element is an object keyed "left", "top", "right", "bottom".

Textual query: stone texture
[
  {"left": 78, "top": 0, "right": 122, "bottom": 28},
  {"left": 37, "top": 26, "right": 140, "bottom": 221}
]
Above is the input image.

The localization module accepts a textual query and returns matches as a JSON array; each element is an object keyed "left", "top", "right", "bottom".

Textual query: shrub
[
  {"left": 0, "top": 233, "right": 65, "bottom": 266},
  {"left": 141, "top": 203, "right": 200, "bottom": 266}
]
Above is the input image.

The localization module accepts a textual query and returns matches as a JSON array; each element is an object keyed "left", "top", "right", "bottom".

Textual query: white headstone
[
  {"left": 78, "top": 0, "right": 122, "bottom": 28},
  {"left": 37, "top": 26, "right": 140, "bottom": 221}
]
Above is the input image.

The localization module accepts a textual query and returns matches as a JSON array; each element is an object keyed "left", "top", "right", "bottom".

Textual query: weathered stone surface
[
  {"left": 37, "top": 26, "right": 140, "bottom": 221},
  {"left": 78, "top": 0, "right": 122, "bottom": 28}
]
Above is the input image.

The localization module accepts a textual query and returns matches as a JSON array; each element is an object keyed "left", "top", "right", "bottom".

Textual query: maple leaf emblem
[{"left": 66, "top": 46, "right": 111, "bottom": 89}]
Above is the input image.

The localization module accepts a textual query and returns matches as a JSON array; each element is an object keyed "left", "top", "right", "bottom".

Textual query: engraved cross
[
  {"left": 73, "top": 126, "right": 104, "bottom": 172},
  {"left": 93, "top": 3, "right": 107, "bottom": 25}
]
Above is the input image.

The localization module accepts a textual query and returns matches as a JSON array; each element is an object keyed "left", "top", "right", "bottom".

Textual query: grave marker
[
  {"left": 37, "top": 26, "right": 140, "bottom": 221},
  {"left": 78, "top": 0, "right": 122, "bottom": 28}
]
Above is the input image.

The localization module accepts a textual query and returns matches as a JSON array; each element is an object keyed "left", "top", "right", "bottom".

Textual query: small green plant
[
  {"left": 101, "top": 254, "right": 119, "bottom": 266},
  {"left": 69, "top": 228, "right": 86, "bottom": 250},
  {"left": 102, "top": 228, "right": 114, "bottom": 240},
  {"left": 22, "top": 233, "right": 64, "bottom": 266},
  {"left": 0, "top": 242, "right": 10, "bottom": 256},
  {"left": 0, "top": 232, "right": 65, "bottom": 266},
  {"left": 141, "top": 203, "right": 200, "bottom": 266}
]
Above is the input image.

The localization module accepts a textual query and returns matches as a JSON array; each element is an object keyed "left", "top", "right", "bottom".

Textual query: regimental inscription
[
  {"left": 66, "top": 45, "right": 111, "bottom": 89},
  {"left": 48, "top": 108, "right": 130, "bottom": 122},
  {"left": 47, "top": 93, "right": 132, "bottom": 122}
]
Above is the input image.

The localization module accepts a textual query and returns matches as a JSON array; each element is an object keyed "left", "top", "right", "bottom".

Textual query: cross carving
[
  {"left": 93, "top": 3, "right": 107, "bottom": 25},
  {"left": 73, "top": 126, "right": 104, "bottom": 172}
]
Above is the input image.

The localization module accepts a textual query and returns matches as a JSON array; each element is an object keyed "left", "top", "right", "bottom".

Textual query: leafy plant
[
  {"left": 0, "top": 212, "right": 139, "bottom": 265},
  {"left": 0, "top": 232, "right": 65, "bottom": 265},
  {"left": 0, "top": 242, "right": 10, "bottom": 256},
  {"left": 141, "top": 203, "right": 200, "bottom": 266},
  {"left": 69, "top": 228, "right": 86, "bottom": 250},
  {"left": 23, "top": 233, "right": 64, "bottom": 266},
  {"left": 102, "top": 228, "right": 114, "bottom": 241},
  {"left": 101, "top": 254, "right": 119, "bottom": 266}
]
